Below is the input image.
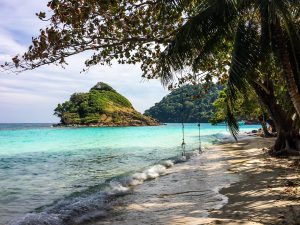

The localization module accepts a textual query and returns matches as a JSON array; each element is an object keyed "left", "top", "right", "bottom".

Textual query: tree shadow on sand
[{"left": 92, "top": 138, "right": 300, "bottom": 225}]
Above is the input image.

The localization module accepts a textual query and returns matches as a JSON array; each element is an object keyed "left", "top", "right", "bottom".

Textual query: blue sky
[{"left": 0, "top": 0, "right": 169, "bottom": 123}]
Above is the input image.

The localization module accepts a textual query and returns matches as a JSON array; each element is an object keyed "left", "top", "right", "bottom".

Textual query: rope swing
[
  {"left": 195, "top": 74, "right": 203, "bottom": 154},
  {"left": 198, "top": 122, "right": 202, "bottom": 153},
  {"left": 181, "top": 122, "right": 186, "bottom": 156},
  {"left": 181, "top": 88, "right": 186, "bottom": 156},
  {"left": 178, "top": 69, "right": 204, "bottom": 156},
  {"left": 197, "top": 84, "right": 202, "bottom": 153},
  {"left": 179, "top": 83, "right": 203, "bottom": 156}
]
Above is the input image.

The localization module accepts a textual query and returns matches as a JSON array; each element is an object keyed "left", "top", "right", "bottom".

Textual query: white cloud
[
  {"left": 0, "top": 1, "right": 169, "bottom": 123},
  {"left": 0, "top": 30, "right": 26, "bottom": 56}
]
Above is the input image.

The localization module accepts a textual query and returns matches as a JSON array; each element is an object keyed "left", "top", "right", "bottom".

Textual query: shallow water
[
  {"left": 0, "top": 123, "right": 260, "bottom": 224},
  {"left": 96, "top": 147, "right": 239, "bottom": 225}
]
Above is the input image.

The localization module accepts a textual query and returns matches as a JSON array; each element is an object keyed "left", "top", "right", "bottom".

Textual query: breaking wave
[{"left": 8, "top": 157, "right": 191, "bottom": 225}]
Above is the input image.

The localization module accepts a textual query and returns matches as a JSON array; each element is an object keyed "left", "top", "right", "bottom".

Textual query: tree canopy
[
  {"left": 2, "top": 1, "right": 185, "bottom": 81},
  {"left": 145, "top": 83, "right": 221, "bottom": 123}
]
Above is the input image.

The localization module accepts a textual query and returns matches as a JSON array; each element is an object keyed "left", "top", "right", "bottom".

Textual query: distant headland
[
  {"left": 144, "top": 84, "right": 221, "bottom": 123},
  {"left": 53, "top": 82, "right": 159, "bottom": 127}
]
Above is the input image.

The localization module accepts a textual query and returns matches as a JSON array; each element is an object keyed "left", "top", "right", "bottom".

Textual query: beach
[
  {"left": 94, "top": 136, "right": 300, "bottom": 225},
  {"left": 0, "top": 123, "right": 259, "bottom": 224},
  {"left": 2, "top": 125, "right": 299, "bottom": 225},
  {"left": 211, "top": 136, "right": 300, "bottom": 225}
]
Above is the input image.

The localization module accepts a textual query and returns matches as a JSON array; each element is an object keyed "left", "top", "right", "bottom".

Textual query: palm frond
[
  {"left": 228, "top": 20, "right": 261, "bottom": 100},
  {"left": 224, "top": 89, "right": 239, "bottom": 140},
  {"left": 192, "top": 24, "right": 234, "bottom": 72},
  {"left": 274, "top": 0, "right": 300, "bottom": 69},
  {"left": 259, "top": 1, "right": 272, "bottom": 56},
  {"left": 158, "top": 0, "right": 239, "bottom": 85},
  {"left": 169, "top": 0, "right": 237, "bottom": 66}
]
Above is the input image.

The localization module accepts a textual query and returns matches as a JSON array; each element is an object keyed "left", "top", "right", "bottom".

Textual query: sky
[{"left": 0, "top": 0, "right": 169, "bottom": 123}]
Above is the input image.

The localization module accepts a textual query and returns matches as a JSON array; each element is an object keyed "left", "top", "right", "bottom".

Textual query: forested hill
[
  {"left": 144, "top": 84, "right": 222, "bottom": 123},
  {"left": 54, "top": 82, "right": 159, "bottom": 127}
]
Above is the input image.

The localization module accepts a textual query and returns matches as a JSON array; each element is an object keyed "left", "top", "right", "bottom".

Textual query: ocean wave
[{"left": 7, "top": 157, "right": 186, "bottom": 225}]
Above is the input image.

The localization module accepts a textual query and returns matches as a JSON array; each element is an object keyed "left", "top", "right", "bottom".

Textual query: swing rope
[
  {"left": 179, "top": 81, "right": 203, "bottom": 156},
  {"left": 198, "top": 122, "right": 202, "bottom": 153},
  {"left": 181, "top": 88, "right": 186, "bottom": 156},
  {"left": 181, "top": 122, "right": 186, "bottom": 156},
  {"left": 193, "top": 74, "right": 203, "bottom": 154}
]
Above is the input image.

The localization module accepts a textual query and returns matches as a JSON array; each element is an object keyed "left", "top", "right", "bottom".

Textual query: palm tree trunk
[
  {"left": 258, "top": 115, "right": 273, "bottom": 137},
  {"left": 272, "top": 22, "right": 300, "bottom": 118},
  {"left": 266, "top": 118, "right": 276, "bottom": 133},
  {"left": 250, "top": 80, "right": 299, "bottom": 152}
]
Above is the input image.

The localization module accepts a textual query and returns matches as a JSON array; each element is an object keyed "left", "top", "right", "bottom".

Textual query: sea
[{"left": 0, "top": 123, "right": 260, "bottom": 225}]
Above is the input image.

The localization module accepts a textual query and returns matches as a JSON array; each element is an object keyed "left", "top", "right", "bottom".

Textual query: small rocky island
[{"left": 54, "top": 82, "right": 159, "bottom": 127}]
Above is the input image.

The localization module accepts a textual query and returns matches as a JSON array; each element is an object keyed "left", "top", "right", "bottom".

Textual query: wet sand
[{"left": 93, "top": 136, "right": 300, "bottom": 225}]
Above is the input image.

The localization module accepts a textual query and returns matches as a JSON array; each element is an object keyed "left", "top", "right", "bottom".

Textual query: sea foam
[
  {"left": 8, "top": 160, "right": 176, "bottom": 225},
  {"left": 8, "top": 213, "right": 61, "bottom": 225}
]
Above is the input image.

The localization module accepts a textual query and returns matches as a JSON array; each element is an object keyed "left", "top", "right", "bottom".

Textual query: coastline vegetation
[
  {"left": 2, "top": 0, "right": 300, "bottom": 155},
  {"left": 210, "top": 88, "right": 276, "bottom": 137},
  {"left": 144, "top": 83, "right": 221, "bottom": 123}
]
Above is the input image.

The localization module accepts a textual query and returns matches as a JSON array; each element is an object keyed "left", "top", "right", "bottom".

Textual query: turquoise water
[{"left": 0, "top": 123, "right": 260, "bottom": 224}]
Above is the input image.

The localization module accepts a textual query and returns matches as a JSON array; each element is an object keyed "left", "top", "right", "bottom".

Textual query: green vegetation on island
[
  {"left": 144, "top": 84, "right": 221, "bottom": 123},
  {"left": 54, "top": 82, "right": 159, "bottom": 127}
]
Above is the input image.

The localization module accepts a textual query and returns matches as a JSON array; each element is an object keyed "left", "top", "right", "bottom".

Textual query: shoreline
[
  {"left": 92, "top": 136, "right": 300, "bottom": 225},
  {"left": 5, "top": 133, "right": 299, "bottom": 225},
  {"left": 93, "top": 136, "right": 239, "bottom": 225},
  {"left": 52, "top": 123, "right": 162, "bottom": 128},
  {"left": 209, "top": 136, "right": 300, "bottom": 224}
]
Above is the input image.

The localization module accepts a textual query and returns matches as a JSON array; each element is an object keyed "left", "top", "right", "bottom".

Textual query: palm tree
[{"left": 158, "top": 0, "right": 300, "bottom": 152}]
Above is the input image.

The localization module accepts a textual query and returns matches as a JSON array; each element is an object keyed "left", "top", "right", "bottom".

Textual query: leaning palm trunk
[
  {"left": 272, "top": 23, "right": 300, "bottom": 119},
  {"left": 250, "top": 81, "right": 299, "bottom": 153}
]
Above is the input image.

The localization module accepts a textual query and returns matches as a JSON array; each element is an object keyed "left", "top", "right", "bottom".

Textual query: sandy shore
[
  {"left": 209, "top": 136, "right": 300, "bottom": 225},
  {"left": 94, "top": 136, "right": 300, "bottom": 225}
]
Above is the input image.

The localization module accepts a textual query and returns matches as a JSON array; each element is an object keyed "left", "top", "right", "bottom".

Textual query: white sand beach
[{"left": 95, "top": 136, "right": 300, "bottom": 225}]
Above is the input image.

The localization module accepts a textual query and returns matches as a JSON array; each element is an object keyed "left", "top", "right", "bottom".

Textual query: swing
[
  {"left": 198, "top": 122, "right": 202, "bottom": 153},
  {"left": 181, "top": 89, "right": 186, "bottom": 156},
  {"left": 181, "top": 122, "right": 186, "bottom": 156},
  {"left": 180, "top": 86, "right": 202, "bottom": 156}
]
